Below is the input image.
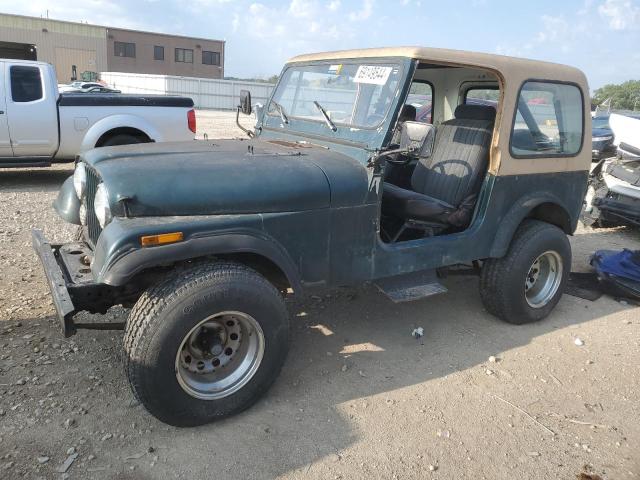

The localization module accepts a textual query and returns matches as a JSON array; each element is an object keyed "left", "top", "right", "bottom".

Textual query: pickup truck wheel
[
  {"left": 100, "top": 134, "right": 144, "bottom": 147},
  {"left": 479, "top": 220, "right": 570, "bottom": 324},
  {"left": 123, "top": 262, "right": 289, "bottom": 427}
]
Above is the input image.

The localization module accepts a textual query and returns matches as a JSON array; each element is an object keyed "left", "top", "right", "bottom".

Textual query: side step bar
[{"left": 374, "top": 269, "right": 447, "bottom": 303}]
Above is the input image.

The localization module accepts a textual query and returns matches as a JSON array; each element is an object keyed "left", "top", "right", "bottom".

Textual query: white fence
[{"left": 99, "top": 72, "right": 275, "bottom": 110}]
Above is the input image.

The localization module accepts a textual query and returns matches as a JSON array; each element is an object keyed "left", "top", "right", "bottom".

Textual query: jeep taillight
[{"left": 187, "top": 109, "right": 196, "bottom": 134}]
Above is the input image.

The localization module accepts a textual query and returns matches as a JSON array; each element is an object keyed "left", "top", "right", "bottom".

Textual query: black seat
[
  {"left": 398, "top": 104, "right": 417, "bottom": 123},
  {"left": 389, "top": 104, "right": 418, "bottom": 146},
  {"left": 383, "top": 104, "right": 495, "bottom": 231}
]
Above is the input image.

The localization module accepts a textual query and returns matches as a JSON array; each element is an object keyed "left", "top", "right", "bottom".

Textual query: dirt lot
[{"left": 1, "top": 110, "right": 639, "bottom": 480}]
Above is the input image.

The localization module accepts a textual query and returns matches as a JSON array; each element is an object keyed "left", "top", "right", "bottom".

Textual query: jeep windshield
[{"left": 267, "top": 62, "right": 404, "bottom": 130}]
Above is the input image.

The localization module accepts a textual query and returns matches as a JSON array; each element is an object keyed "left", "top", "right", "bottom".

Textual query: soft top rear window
[{"left": 510, "top": 80, "right": 584, "bottom": 158}]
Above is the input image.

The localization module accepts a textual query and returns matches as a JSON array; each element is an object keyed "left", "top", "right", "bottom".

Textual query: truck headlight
[
  {"left": 592, "top": 135, "right": 613, "bottom": 142},
  {"left": 73, "top": 163, "right": 87, "bottom": 199},
  {"left": 94, "top": 183, "right": 112, "bottom": 228}
]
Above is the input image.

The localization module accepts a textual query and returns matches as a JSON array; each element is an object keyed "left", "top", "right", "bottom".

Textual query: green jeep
[{"left": 33, "top": 47, "right": 591, "bottom": 426}]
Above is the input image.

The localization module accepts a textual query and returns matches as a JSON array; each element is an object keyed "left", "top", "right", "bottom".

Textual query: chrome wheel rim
[
  {"left": 175, "top": 311, "right": 265, "bottom": 400},
  {"left": 525, "top": 251, "right": 563, "bottom": 308}
]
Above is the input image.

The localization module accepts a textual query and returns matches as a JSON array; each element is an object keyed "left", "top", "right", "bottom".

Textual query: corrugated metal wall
[
  {"left": 0, "top": 13, "right": 107, "bottom": 83},
  {"left": 100, "top": 72, "right": 275, "bottom": 110}
]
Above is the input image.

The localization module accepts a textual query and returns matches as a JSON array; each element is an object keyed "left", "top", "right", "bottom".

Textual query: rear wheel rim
[
  {"left": 524, "top": 251, "right": 563, "bottom": 308},
  {"left": 175, "top": 311, "right": 265, "bottom": 400}
]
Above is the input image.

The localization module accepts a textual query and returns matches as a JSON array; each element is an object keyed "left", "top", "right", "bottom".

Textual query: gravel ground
[{"left": 1, "top": 110, "right": 639, "bottom": 480}]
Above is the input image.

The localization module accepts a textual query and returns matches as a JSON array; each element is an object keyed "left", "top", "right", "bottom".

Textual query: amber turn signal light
[{"left": 140, "top": 232, "right": 184, "bottom": 247}]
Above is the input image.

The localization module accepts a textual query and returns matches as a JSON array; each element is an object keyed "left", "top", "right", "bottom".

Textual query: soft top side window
[
  {"left": 404, "top": 81, "right": 433, "bottom": 123},
  {"left": 510, "top": 81, "right": 583, "bottom": 158},
  {"left": 464, "top": 86, "right": 499, "bottom": 110},
  {"left": 10, "top": 65, "right": 43, "bottom": 103}
]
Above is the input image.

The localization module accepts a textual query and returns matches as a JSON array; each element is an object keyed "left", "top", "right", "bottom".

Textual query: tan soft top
[{"left": 288, "top": 46, "right": 587, "bottom": 84}]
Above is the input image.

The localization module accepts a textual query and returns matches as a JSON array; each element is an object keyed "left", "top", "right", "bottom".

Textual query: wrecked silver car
[{"left": 584, "top": 114, "right": 640, "bottom": 228}]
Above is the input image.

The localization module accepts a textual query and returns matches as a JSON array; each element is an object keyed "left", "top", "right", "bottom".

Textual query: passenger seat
[{"left": 383, "top": 104, "right": 495, "bottom": 230}]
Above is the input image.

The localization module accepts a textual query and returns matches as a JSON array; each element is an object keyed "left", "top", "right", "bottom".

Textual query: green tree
[{"left": 592, "top": 80, "right": 640, "bottom": 110}]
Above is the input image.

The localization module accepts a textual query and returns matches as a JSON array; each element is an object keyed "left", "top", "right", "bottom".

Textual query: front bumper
[
  {"left": 32, "top": 230, "right": 77, "bottom": 337},
  {"left": 31, "top": 229, "right": 125, "bottom": 337}
]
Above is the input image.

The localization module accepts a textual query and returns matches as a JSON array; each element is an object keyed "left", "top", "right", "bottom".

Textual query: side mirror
[{"left": 239, "top": 90, "right": 252, "bottom": 115}]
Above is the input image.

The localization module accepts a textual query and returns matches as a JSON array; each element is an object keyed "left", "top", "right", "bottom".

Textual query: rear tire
[
  {"left": 480, "top": 220, "right": 570, "bottom": 324},
  {"left": 124, "top": 261, "right": 289, "bottom": 427},
  {"left": 100, "top": 134, "right": 145, "bottom": 147}
]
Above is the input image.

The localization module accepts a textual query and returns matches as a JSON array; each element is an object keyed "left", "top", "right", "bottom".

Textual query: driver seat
[{"left": 383, "top": 104, "right": 495, "bottom": 236}]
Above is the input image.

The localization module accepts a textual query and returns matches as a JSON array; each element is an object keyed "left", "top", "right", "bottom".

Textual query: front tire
[
  {"left": 480, "top": 220, "right": 570, "bottom": 324},
  {"left": 124, "top": 262, "right": 289, "bottom": 427}
]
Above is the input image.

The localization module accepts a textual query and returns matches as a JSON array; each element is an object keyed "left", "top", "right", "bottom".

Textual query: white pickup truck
[{"left": 0, "top": 59, "right": 196, "bottom": 168}]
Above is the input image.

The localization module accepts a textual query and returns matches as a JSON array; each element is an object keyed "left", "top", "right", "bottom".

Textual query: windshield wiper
[
  {"left": 270, "top": 100, "right": 289, "bottom": 124},
  {"left": 313, "top": 101, "right": 337, "bottom": 132}
]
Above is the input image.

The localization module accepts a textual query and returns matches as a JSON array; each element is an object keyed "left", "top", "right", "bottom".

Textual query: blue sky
[{"left": 1, "top": 0, "right": 639, "bottom": 89}]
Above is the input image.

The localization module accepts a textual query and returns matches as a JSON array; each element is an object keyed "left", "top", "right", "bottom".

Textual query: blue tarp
[
  {"left": 591, "top": 249, "right": 640, "bottom": 300},
  {"left": 592, "top": 249, "right": 640, "bottom": 282}
]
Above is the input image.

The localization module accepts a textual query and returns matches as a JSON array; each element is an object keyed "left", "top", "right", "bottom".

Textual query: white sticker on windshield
[{"left": 353, "top": 65, "right": 392, "bottom": 85}]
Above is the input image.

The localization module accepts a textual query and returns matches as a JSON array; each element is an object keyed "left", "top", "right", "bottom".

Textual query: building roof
[{"left": 288, "top": 46, "right": 585, "bottom": 81}]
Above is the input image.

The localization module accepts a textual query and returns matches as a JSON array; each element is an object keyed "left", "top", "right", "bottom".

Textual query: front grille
[{"left": 85, "top": 165, "right": 103, "bottom": 246}]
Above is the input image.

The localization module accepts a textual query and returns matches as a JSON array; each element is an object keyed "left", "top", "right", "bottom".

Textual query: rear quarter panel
[{"left": 56, "top": 106, "right": 193, "bottom": 159}]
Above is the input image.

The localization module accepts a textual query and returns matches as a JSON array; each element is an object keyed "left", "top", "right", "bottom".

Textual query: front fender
[
  {"left": 80, "top": 114, "right": 161, "bottom": 152},
  {"left": 91, "top": 216, "right": 303, "bottom": 292},
  {"left": 53, "top": 175, "right": 81, "bottom": 225}
]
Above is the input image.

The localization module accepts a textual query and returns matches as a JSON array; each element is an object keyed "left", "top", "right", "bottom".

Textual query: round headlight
[
  {"left": 73, "top": 163, "right": 87, "bottom": 199},
  {"left": 94, "top": 183, "right": 112, "bottom": 228}
]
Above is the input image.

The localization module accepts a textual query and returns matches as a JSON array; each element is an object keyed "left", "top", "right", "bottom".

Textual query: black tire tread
[
  {"left": 480, "top": 220, "right": 567, "bottom": 322},
  {"left": 100, "top": 134, "right": 143, "bottom": 147}
]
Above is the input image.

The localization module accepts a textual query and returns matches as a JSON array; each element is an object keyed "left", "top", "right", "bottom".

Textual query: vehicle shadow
[
  {"left": 115, "top": 274, "right": 630, "bottom": 479},
  {"left": 3, "top": 223, "right": 638, "bottom": 479},
  {"left": 0, "top": 165, "right": 73, "bottom": 193},
  {"left": 132, "top": 225, "right": 639, "bottom": 478}
]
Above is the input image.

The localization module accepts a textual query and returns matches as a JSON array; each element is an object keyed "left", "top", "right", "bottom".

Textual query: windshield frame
[{"left": 264, "top": 58, "right": 407, "bottom": 132}]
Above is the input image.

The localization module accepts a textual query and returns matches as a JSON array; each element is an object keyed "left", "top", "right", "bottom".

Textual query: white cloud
[
  {"left": 348, "top": 0, "right": 373, "bottom": 21},
  {"left": 241, "top": 0, "right": 353, "bottom": 43},
  {"left": 577, "top": 0, "right": 595, "bottom": 15},
  {"left": 598, "top": 0, "right": 640, "bottom": 30},
  {"left": 231, "top": 13, "right": 240, "bottom": 32},
  {"left": 327, "top": 0, "right": 340, "bottom": 11},
  {"left": 288, "top": 0, "right": 316, "bottom": 17},
  {"left": 191, "top": 0, "right": 234, "bottom": 5},
  {"left": 535, "top": 15, "right": 569, "bottom": 43}
]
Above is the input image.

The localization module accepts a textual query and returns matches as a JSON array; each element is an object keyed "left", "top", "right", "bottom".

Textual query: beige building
[
  {"left": 0, "top": 13, "right": 107, "bottom": 82},
  {"left": 0, "top": 12, "right": 224, "bottom": 83}
]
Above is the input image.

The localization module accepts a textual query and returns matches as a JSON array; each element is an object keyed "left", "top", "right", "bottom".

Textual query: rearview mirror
[{"left": 239, "top": 90, "right": 252, "bottom": 115}]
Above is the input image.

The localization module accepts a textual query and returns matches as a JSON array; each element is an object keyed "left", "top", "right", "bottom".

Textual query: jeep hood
[{"left": 80, "top": 139, "right": 368, "bottom": 217}]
